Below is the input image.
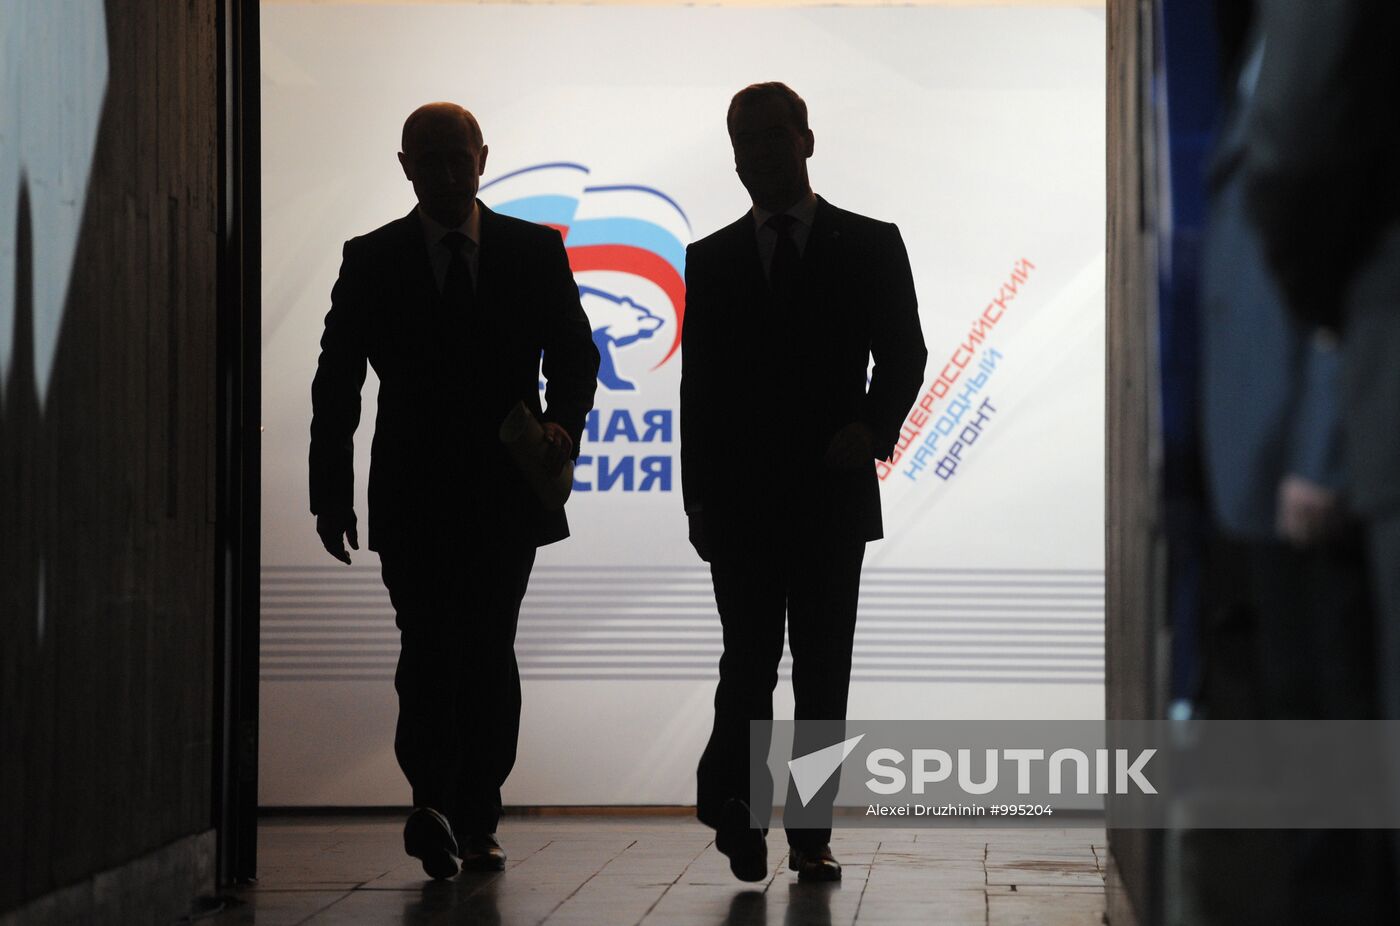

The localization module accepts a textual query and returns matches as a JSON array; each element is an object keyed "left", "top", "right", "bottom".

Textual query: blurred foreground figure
[
  {"left": 1200, "top": 9, "right": 1372, "bottom": 724},
  {"left": 1244, "top": 0, "right": 1400, "bottom": 721},
  {"left": 1238, "top": 0, "right": 1400, "bottom": 914},
  {"left": 1190, "top": 4, "right": 1389, "bottom": 921}
]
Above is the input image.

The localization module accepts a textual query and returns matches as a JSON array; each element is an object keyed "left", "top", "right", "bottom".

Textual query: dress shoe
[
  {"left": 715, "top": 798, "right": 768, "bottom": 882},
  {"left": 459, "top": 832, "right": 508, "bottom": 871},
  {"left": 789, "top": 844, "right": 841, "bottom": 882},
  {"left": 403, "top": 807, "right": 460, "bottom": 880}
]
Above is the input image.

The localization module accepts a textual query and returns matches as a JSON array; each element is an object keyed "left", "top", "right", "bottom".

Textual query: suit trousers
[
  {"left": 379, "top": 541, "right": 536, "bottom": 837},
  {"left": 1188, "top": 530, "right": 1394, "bottom": 924},
  {"left": 1198, "top": 530, "right": 1375, "bottom": 719},
  {"left": 696, "top": 533, "right": 865, "bottom": 850},
  {"left": 1365, "top": 514, "right": 1400, "bottom": 903}
]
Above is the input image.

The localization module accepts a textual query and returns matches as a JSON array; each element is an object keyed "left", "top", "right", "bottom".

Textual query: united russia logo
[{"left": 480, "top": 162, "right": 689, "bottom": 392}]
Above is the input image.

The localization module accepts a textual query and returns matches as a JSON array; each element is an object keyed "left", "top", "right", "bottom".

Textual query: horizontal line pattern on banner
[{"left": 260, "top": 565, "right": 1103, "bottom": 684}]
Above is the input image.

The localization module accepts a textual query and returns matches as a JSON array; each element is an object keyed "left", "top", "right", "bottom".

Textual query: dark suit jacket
[
  {"left": 1242, "top": 0, "right": 1400, "bottom": 516},
  {"left": 1200, "top": 73, "right": 1345, "bottom": 539},
  {"left": 309, "top": 204, "right": 599, "bottom": 551},
  {"left": 679, "top": 197, "right": 927, "bottom": 551}
]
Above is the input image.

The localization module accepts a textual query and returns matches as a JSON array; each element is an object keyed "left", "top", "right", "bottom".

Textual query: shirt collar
[
  {"left": 417, "top": 201, "right": 482, "bottom": 249},
  {"left": 752, "top": 190, "right": 819, "bottom": 232}
]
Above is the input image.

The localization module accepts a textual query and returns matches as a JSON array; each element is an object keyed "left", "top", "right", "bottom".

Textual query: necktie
[
  {"left": 435, "top": 231, "right": 477, "bottom": 394},
  {"left": 439, "top": 230, "right": 477, "bottom": 313},
  {"left": 766, "top": 213, "right": 800, "bottom": 306}
]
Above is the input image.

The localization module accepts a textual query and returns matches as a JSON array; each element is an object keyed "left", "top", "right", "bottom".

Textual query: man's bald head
[
  {"left": 401, "top": 102, "right": 484, "bottom": 155},
  {"left": 397, "top": 102, "right": 489, "bottom": 228}
]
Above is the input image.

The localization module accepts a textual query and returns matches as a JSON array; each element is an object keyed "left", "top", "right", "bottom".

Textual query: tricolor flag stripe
[
  {"left": 567, "top": 244, "right": 685, "bottom": 367},
  {"left": 574, "top": 185, "right": 691, "bottom": 247},
  {"left": 480, "top": 161, "right": 589, "bottom": 197},
  {"left": 582, "top": 183, "right": 691, "bottom": 232},
  {"left": 566, "top": 218, "right": 685, "bottom": 278},
  {"left": 491, "top": 194, "right": 579, "bottom": 229}
]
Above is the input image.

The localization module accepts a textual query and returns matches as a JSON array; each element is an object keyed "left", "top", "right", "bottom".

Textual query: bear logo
[{"left": 578, "top": 286, "right": 665, "bottom": 391}]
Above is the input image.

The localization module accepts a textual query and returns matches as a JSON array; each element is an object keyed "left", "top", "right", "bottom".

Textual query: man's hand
[
  {"left": 823, "top": 422, "right": 876, "bottom": 470},
  {"left": 1275, "top": 474, "right": 1345, "bottom": 547},
  {"left": 688, "top": 511, "right": 713, "bottom": 563},
  {"left": 316, "top": 510, "right": 359, "bottom": 564},
  {"left": 541, "top": 422, "right": 573, "bottom": 478}
]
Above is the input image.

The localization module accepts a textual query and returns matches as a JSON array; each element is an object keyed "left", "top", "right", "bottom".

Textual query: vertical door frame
[{"left": 214, "top": 0, "right": 261, "bottom": 888}]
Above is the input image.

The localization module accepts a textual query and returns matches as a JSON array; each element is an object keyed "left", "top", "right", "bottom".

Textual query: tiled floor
[{"left": 208, "top": 814, "right": 1107, "bottom": 925}]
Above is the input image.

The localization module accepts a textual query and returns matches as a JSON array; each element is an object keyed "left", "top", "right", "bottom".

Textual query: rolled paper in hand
[{"left": 498, "top": 401, "right": 573, "bottom": 511}]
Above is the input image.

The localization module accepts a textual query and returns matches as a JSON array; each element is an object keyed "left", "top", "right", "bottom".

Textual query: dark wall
[{"left": 0, "top": 0, "right": 221, "bottom": 912}]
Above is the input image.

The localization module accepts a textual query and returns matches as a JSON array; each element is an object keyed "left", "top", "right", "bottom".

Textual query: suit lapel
[
  {"left": 475, "top": 202, "right": 506, "bottom": 317},
  {"left": 719, "top": 212, "right": 766, "bottom": 301},
  {"left": 802, "top": 196, "right": 839, "bottom": 279},
  {"left": 724, "top": 197, "right": 839, "bottom": 303},
  {"left": 391, "top": 208, "right": 439, "bottom": 308}
]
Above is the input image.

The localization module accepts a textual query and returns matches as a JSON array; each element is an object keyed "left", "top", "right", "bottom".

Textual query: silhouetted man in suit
[
  {"left": 681, "top": 82, "right": 927, "bottom": 882},
  {"left": 1199, "top": 11, "right": 1372, "bottom": 723},
  {"left": 1241, "top": 0, "right": 1400, "bottom": 905},
  {"left": 309, "top": 102, "right": 598, "bottom": 880}
]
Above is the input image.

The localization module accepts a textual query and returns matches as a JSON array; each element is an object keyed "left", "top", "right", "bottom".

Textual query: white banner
[{"left": 260, "top": 3, "right": 1106, "bottom": 806}]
